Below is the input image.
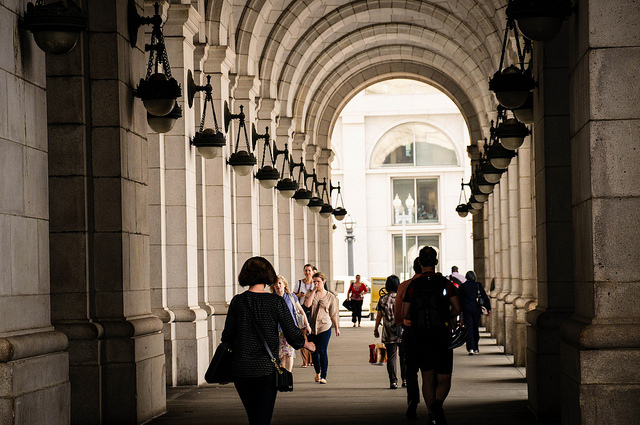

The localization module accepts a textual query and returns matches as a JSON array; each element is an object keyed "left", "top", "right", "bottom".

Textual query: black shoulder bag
[
  {"left": 476, "top": 282, "right": 486, "bottom": 307},
  {"left": 243, "top": 297, "right": 294, "bottom": 392}
]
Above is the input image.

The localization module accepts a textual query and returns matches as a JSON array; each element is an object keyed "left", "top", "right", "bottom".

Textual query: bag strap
[{"left": 242, "top": 296, "right": 283, "bottom": 371}]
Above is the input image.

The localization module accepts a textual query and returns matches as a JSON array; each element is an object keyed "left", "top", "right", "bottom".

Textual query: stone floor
[{"left": 146, "top": 320, "right": 556, "bottom": 425}]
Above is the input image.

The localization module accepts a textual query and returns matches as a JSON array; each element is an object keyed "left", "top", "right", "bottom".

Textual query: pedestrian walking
[
  {"left": 304, "top": 271, "right": 340, "bottom": 384},
  {"left": 294, "top": 263, "right": 315, "bottom": 367},
  {"left": 402, "top": 247, "right": 461, "bottom": 425},
  {"left": 221, "top": 257, "right": 315, "bottom": 425},
  {"left": 458, "top": 271, "right": 491, "bottom": 355},
  {"left": 374, "top": 275, "right": 405, "bottom": 389},
  {"left": 347, "top": 274, "right": 368, "bottom": 327}
]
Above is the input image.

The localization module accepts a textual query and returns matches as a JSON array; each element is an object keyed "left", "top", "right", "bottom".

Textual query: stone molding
[
  {"left": 560, "top": 317, "right": 640, "bottom": 349},
  {"left": 0, "top": 330, "right": 68, "bottom": 362}
]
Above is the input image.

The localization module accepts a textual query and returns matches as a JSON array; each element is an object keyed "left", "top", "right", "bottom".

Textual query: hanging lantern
[
  {"left": 495, "top": 118, "right": 530, "bottom": 150},
  {"left": 507, "top": 0, "right": 573, "bottom": 42},
  {"left": 489, "top": 14, "right": 536, "bottom": 109},
  {"left": 130, "top": 2, "right": 181, "bottom": 117},
  {"left": 188, "top": 71, "right": 226, "bottom": 157},
  {"left": 22, "top": 0, "right": 87, "bottom": 55},
  {"left": 224, "top": 103, "right": 257, "bottom": 175},
  {"left": 147, "top": 101, "right": 182, "bottom": 133}
]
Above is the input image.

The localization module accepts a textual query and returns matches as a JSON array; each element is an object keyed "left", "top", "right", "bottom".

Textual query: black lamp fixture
[
  {"left": 129, "top": 1, "right": 181, "bottom": 118},
  {"left": 330, "top": 181, "right": 347, "bottom": 221},
  {"left": 252, "top": 125, "right": 280, "bottom": 189},
  {"left": 273, "top": 145, "right": 299, "bottom": 198},
  {"left": 22, "top": 0, "right": 87, "bottom": 55},
  {"left": 307, "top": 171, "right": 324, "bottom": 214},
  {"left": 494, "top": 110, "right": 531, "bottom": 151},
  {"left": 506, "top": 0, "right": 573, "bottom": 42},
  {"left": 186, "top": 71, "right": 226, "bottom": 158},
  {"left": 513, "top": 92, "right": 534, "bottom": 124},
  {"left": 224, "top": 102, "right": 257, "bottom": 176},
  {"left": 489, "top": 13, "right": 535, "bottom": 110},
  {"left": 455, "top": 179, "right": 470, "bottom": 218},
  {"left": 475, "top": 170, "right": 497, "bottom": 195},
  {"left": 291, "top": 158, "right": 313, "bottom": 206},
  {"left": 147, "top": 101, "right": 182, "bottom": 133},
  {"left": 317, "top": 178, "right": 334, "bottom": 219}
]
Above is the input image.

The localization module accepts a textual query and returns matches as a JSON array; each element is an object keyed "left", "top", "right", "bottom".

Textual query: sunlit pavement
[{"left": 147, "top": 319, "right": 555, "bottom": 425}]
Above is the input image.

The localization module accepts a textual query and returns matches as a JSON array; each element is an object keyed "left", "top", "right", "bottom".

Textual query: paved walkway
[{"left": 147, "top": 320, "right": 553, "bottom": 425}]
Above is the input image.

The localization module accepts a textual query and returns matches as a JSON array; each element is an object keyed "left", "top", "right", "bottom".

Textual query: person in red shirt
[{"left": 346, "top": 274, "right": 368, "bottom": 327}]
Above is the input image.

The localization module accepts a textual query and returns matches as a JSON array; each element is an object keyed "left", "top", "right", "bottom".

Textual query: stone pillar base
[
  {"left": 560, "top": 318, "right": 640, "bottom": 425},
  {"left": 526, "top": 308, "right": 571, "bottom": 419},
  {"left": 0, "top": 330, "right": 70, "bottom": 425}
]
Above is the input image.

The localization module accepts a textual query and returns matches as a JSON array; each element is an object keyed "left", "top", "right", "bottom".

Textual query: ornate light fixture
[
  {"left": 495, "top": 117, "right": 530, "bottom": 151},
  {"left": 307, "top": 172, "right": 324, "bottom": 214},
  {"left": 317, "top": 178, "right": 334, "bottom": 219},
  {"left": 187, "top": 71, "right": 225, "bottom": 158},
  {"left": 147, "top": 101, "right": 182, "bottom": 133},
  {"left": 224, "top": 103, "right": 257, "bottom": 176},
  {"left": 489, "top": 13, "right": 535, "bottom": 110},
  {"left": 330, "top": 181, "right": 347, "bottom": 221},
  {"left": 291, "top": 158, "right": 313, "bottom": 206},
  {"left": 273, "top": 145, "right": 298, "bottom": 198},
  {"left": 130, "top": 1, "right": 181, "bottom": 117},
  {"left": 252, "top": 125, "right": 280, "bottom": 188},
  {"left": 513, "top": 92, "right": 534, "bottom": 124},
  {"left": 506, "top": 0, "right": 573, "bottom": 42},
  {"left": 22, "top": 0, "right": 87, "bottom": 55},
  {"left": 455, "top": 179, "right": 470, "bottom": 218}
]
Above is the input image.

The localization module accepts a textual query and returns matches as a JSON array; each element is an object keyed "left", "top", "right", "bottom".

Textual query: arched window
[{"left": 371, "top": 122, "right": 458, "bottom": 167}]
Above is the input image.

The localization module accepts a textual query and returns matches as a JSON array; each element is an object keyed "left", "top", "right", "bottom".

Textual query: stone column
[
  {"left": 230, "top": 75, "right": 260, "bottom": 272},
  {"left": 305, "top": 144, "right": 321, "bottom": 268},
  {"left": 504, "top": 163, "right": 521, "bottom": 355},
  {"left": 526, "top": 24, "right": 573, "bottom": 419},
  {"left": 152, "top": 2, "right": 209, "bottom": 387},
  {"left": 291, "top": 134, "right": 309, "bottom": 276},
  {"left": 47, "top": 1, "right": 166, "bottom": 422},
  {"left": 0, "top": 5, "right": 69, "bottom": 424},
  {"left": 256, "top": 98, "right": 280, "bottom": 268},
  {"left": 490, "top": 184, "right": 504, "bottom": 342},
  {"left": 513, "top": 138, "right": 536, "bottom": 367},
  {"left": 316, "top": 148, "right": 335, "bottom": 283},
  {"left": 276, "top": 117, "right": 296, "bottom": 283},
  {"left": 560, "top": 2, "right": 640, "bottom": 424},
  {"left": 202, "top": 46, "right": 235, "bottom": 345},
  {"left": 496, "top": 172, "right": 511, "bottom": 348},
  {"left": 484, "top": 194, "right": 496, "bottom": 333}
]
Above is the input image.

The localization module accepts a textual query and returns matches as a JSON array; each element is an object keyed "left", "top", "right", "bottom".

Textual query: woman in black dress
[{"left": 221, "top": 257, "right": 316, "bottom": 425}]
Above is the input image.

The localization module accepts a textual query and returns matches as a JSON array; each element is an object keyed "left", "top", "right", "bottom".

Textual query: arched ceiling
[{"left": 206, "top": 0, "right": 507, "bottom": 150}]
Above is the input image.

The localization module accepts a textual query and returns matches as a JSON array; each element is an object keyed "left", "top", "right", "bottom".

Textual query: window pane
[
  {"left": 414, "top": 125, "right": 458, "bottom": 166},
  {"left": 372, "top": 126, "right": 414, "bottom": 166},
  {"left": 394, "top": 235, "right": 417, "bottom": 282},
  {"left": 392, "top": 179, "right": 415, "bottom": 224},
  {"left": 416, "top": 179, "right": 438, "bottom": 223}
]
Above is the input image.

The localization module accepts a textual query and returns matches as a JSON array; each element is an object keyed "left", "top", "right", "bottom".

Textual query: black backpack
[{"left": 408, "top": 273, "right": 451, "bottom": 331}]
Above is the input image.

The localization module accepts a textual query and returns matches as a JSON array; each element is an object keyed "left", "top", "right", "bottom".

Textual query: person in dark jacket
[
  {"left": 458, "top": 271, "right": 491, "bottom": 355},
  {"left": 221, "top": 257, "right": 316, "bottom": 425}
]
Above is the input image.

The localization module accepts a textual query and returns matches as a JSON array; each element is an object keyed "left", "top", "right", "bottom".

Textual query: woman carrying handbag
[{"left": 221, "top": 257, "right": 316, "bottom": 425}]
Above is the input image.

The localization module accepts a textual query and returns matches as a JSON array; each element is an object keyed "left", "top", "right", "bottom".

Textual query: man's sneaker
[
  {"left": 401, "top": 380, "right": 407, "bottom": 388},
  {"left": 406, "top": 403, "right": 417, "bottom": 419},
  {"left": 474, "top": 349, "right": 480, "bottom": 354},
  {"left": 468, "top": 350, "right": 474, "bottom": 355}
]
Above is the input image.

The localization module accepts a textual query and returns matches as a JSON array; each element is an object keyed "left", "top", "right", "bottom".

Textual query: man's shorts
[{"left": 412, "top": 327, "right": 453, "bottom": 374}]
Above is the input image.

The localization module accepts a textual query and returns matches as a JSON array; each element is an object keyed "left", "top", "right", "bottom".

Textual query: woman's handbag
[
  {"left": 342, "top": 299, "right": 353, "bottom": 311},
  {"left": 290, "top": 294, "right": 306, "bottom": 328},
  {"left": 243, "top": 298, "right": 294, "bottom": 392},
  {"left": 476, "top": 283, "right": 486, "bottom": 307},
  {"left": 204, "top": 342, "right": 233, "bottom": 384}
]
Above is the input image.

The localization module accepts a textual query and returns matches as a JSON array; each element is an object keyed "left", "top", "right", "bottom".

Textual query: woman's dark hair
[
  {"left": 412, "top": 257, "right": 422, "bottom": 275},
  {"left": 385, "top": 275, "right": 400, "bottom": 293},
  {"left": 238, "top": 256, "right": 278, "bottom": 287},
  {"left": 465, "top": 270, "right": 477, "bottom": 282}
]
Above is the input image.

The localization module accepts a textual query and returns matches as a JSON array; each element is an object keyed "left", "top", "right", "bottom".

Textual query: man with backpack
[{"left": 402, "top": 246, "right": 461, "bottom": 425}]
